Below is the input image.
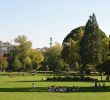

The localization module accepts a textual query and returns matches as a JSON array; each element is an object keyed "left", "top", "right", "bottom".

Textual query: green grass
[
  {"left": 0, "top": 72, "right": 110, "bottom": 100},
  {"left": 0, "top": 92, "right": 110, "bottom": 100}
]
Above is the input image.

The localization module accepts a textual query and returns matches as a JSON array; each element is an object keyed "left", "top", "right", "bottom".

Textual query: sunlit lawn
[{"left": 0, "top": 72, "right": 110, "bottom": 100}]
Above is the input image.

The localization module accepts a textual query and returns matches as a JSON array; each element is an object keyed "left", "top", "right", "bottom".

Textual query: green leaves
[
  {"left": 62, "top": 13, "right": 108, "bottom": 73},
  {"left": 62, "top": 27, "right": 83, "bottom": 70},
  {"left": 8, "top": 35, "right": 44, "bottom": 71},
  {"left": 12, "top": 56, "right": 22, "bottom": 71},
  {"left": 30, "top": 49, "right": 44, "bottom": 70},
  {"left": 0, "top": 60, "right": 8, "bottom": 71},
  {"left": 80, "top": 13, "right": 104, "bottom": 66},
  {"left": 44, "top": 43, "right": 63, "bottom": 71}
]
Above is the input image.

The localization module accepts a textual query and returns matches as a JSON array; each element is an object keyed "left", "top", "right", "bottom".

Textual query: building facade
[{"left": 0, "top": 41, "right": 13, "bottom": 55}]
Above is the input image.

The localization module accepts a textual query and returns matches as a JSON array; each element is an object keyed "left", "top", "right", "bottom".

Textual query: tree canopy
[
  {"left": 8, "top": 35, "right": 44, "bottom": 71},
  {"left": 80, "top": 13, "right": 106, "bottom": 66},
  {"left": 62, "top": 13, "right": 108, "bottom": 72}
]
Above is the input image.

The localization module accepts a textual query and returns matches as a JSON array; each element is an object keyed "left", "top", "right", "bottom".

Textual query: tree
[
  {"left": 30, "top": 49, "right": 44, "bottom": 70},
  {"left": 0, "top": 55, "right": 8, "bottom": 72},
  {"left": 15, "top": 35, "right": 32, "bottom": 71},
  {"left": 61, "top": 27, "right": 84, "bottom": 70},
  {"left": 54, "top": 56, "right": 69, "bottom": 73},
  {"left": 8, "top": 35, "right": 32, "bottom": 71},
  {"left": 12, "top": 56, "right": 22, "bottom": 71},
  {"left": 80, "top": 13, "right": 105, "bottom": 71},
  {"left": 44, "top": 43, "right": 62, "bottom": 70},
  {"left": 109, "top": 35, "right": 110, "bottom": 55},
  {"left": 99, "top": 56, "right": 110, "bottom": 74},
  {"left": 8, "top": 46, "right": 16, "bottom": 71},
  {"left": 62, "top": 14, "right": 107, "bottom": 73},
  {"left": 101, "top": 37, "right": 109, "bottom": 62},
  {"left": 0, "top": 61, "right": 8, "bottom": 72},
  {"left": 8, "top": 35, "right": 44, "bottom": 71},
  {"left": 97, "top": 36, "right": 110, "bottom": 74},
  {"left": 23, "top": 56, "right": 32, "bottom": 71},
  {"left": 62, "top": 39, "right": 80, "bottom": 70},
  {"left": 74, "top": 60, "right": 79, "bottom": 71}
]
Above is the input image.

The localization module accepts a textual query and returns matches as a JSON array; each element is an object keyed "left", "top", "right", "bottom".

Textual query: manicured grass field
[{"left": 0, "top": 72, "right": 110, "bottom": 100}]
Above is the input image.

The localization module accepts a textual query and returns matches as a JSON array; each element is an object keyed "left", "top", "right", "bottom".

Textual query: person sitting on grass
[{"left": 48, "top": 86, "right": 80, "bottom": 92}]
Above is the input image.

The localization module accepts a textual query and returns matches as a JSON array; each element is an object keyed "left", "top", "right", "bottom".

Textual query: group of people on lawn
[{"left": 48, "top": 85, "right": 79, "bottom": 92}]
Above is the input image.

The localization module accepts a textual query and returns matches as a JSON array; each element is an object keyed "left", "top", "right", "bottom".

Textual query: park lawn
[
  {"left": 0, "top": 72, "right": 110, "bottom": 100},
  {"left": 0, "top": 92, "right": 110, "bottom": 100}
]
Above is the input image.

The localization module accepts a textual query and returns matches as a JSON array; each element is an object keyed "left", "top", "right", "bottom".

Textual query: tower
[{"left": 49, "top": 37, "right": 53, "bottom": 47}]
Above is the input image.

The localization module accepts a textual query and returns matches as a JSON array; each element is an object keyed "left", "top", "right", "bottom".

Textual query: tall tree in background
[
  {"left": 0, "top": 60, "right": 8, "bottom": 72},
  {"left": 12, "top": 56, "right": 22, "bottom": 71},
  {"left": 109, "top": 35, "right": 110, "bottom": 55},
  {"left": 43, "top": 43, "right": 63, "bottom": 71},
  {"left": 80, "top": 13, "right": 104, "bottom": 71},
  {"left": 30, "top": 49, "right": 44, "bottom": 70},
  {"left": 62, "top": 39, "right": 80, "bottom": 70},
  {"left": 101, "top": 37, "right": 109, "bottom": 62},
  {"left": 14, "top": 35, "right": 32, "bottom": 71},
  {"left": 8, "top": 35, "right": 44, "bottom": 71},
  {"left": 61, "top": 27, "right": 84, "bottom": 70}
]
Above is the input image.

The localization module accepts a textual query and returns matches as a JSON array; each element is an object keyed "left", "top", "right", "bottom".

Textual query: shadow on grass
[
  {"left": 0, "top": 86, "right": 110, "bottom": 92},
  {"left": 14, "top": 80, "right": 110, "bottom": 83},
  {"left": 0, "top": 87, "right": 47, "bottom": 92}
]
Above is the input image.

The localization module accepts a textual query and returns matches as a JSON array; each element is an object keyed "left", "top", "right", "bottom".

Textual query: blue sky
[{"left": 0, "top": 0, "right": 110, "bottom": 48}]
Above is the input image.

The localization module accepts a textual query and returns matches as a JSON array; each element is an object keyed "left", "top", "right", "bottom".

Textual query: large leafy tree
[
  {"left": 43, "top": 43, "right": 63, "bottom": 71},
  {"left": 97, "top": 56, "right": 110, "bottom": 74},
  {"left": 61, "top": 27, "right": 84, "bottom": 70},
  {"left": 62, "top": 14, "right": 107, "bottom": 73},
  {"left": 97, "top": 36, "right": 110, "bottom": 74},
  {"left": 23, "top": 56, "right": 32, "bottom": 71},
  {"left": 30, "top": 49, "right": 44, "bottom": 70},
  {"left": 80, "top": 13, "right": 105, "bottom": 70},
  {"left": 14, "top": 35, "right": 32, "bottom": 71},
  {"left": 0, "top": 60, "right": 8, "bottom": 72},
  {"left": 8, "top": 35, "right": 44, "bottom": 71},
  {"left": 54, "top": 57, "right": 69, "bottom": 73},
  {"left": 101, "top": 37, "right": 109, "bottom": 62},
  {"left": 62, "top": 39, "right": 80, "bottom": 70},
  {"left": 109, "top": 35, "right": 110, "bottom": 55},
  {"left": 0, "top": 56, "right": 8, "bottom": 72},
  {"left": 12, "top": 56, "right": 22, "bottom": 71}
]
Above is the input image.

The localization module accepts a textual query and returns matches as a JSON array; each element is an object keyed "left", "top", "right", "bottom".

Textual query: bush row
[{"left": 46, "top": 76, "right": 97, "bottom": 82}]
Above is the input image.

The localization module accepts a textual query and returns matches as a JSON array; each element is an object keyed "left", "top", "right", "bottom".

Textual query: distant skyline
[{"left": 0, "top": 0, "right": 110, "bottom": 48}]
